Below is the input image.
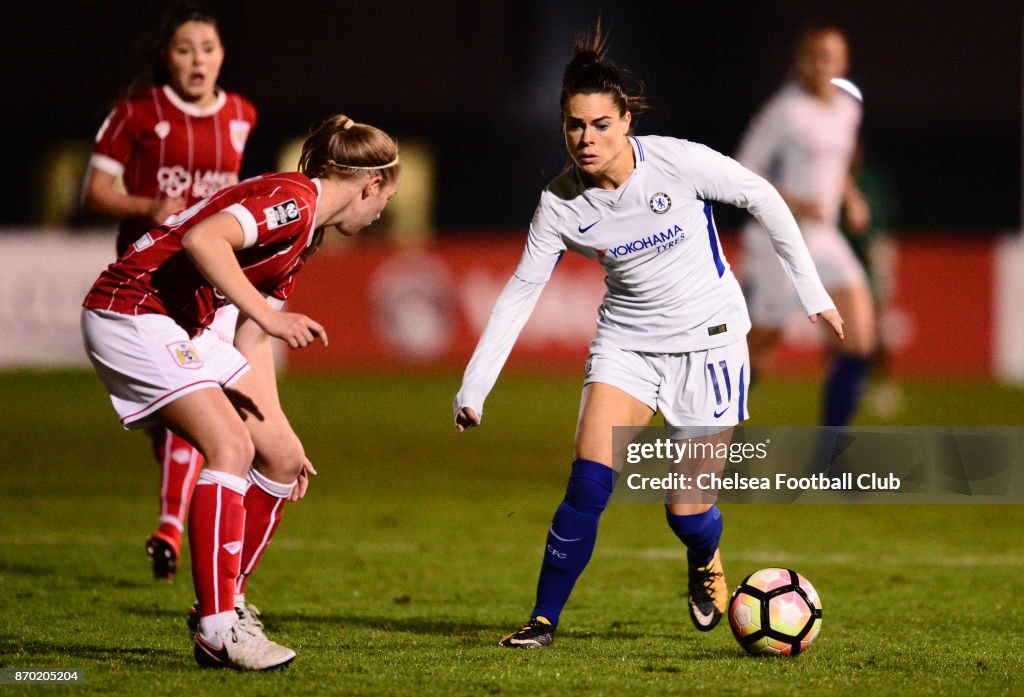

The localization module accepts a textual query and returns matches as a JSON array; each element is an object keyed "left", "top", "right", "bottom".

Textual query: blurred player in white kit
[{"left": 736, "top": 23, "right": 876, "bottom": 428}]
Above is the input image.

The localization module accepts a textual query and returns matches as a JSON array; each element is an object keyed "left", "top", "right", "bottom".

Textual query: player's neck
[{"left": 314, "top": 178, "right": 362, "bottom": 229}]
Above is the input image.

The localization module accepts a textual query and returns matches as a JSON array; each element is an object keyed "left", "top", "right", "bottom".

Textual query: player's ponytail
[
  {"left": 299, "top": 114, "right": 400, "bottom": 187},
  {"left": 559, "top": 19, "right": 651, "bottom": 119}
]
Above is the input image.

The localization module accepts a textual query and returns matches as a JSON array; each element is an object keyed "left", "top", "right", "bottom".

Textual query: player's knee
[
  {"left": 256, "top": 434, "right": 306, "bottom": 482},
  {"left": 204, "top": 428, "right": 255, "bottom": 476},
  {"left": 564, "top": 459, "right": 618, "bottom": 515},
  {"left": 666, "top": 502, "right": 714, "bottom": 516}
]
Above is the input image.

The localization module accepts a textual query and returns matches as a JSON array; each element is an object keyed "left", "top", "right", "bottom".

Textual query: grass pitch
[{"left": 0, "top": 370, "right": 1022, "bottom": 695}]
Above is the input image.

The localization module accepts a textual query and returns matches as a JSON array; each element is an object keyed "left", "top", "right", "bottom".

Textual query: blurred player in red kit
[
  {"left": 82, "top": 4, "right": 257, "bottom": 580},
  {"left": 82, "top": 114, "right": 400, "bottom": 669}
]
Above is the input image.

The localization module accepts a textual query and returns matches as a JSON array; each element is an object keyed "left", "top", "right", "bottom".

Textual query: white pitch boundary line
[
  {"left": 600, "top": 548, "right": 1023, "bottom": 567},
  {"left": 0, "top": 535, "right": 1019, "bottom": 567}
]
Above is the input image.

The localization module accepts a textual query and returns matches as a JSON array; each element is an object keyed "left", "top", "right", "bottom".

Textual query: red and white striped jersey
[
  {"left": 91, "top": 85, "right": 257, "bottom": 253},
  {"left": 83, "top": 173, "right": 321, "bottom": 337}
]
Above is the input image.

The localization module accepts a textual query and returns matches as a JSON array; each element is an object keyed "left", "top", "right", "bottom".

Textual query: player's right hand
[
  {"left": 262, "top": 311, "right": 328, "bottom": 349},
  {"left": 149, "top": 196, "right": 185, "bottom": 224},
  {"left": 455, "top": 407, "right": 481, "bottom": 432}
]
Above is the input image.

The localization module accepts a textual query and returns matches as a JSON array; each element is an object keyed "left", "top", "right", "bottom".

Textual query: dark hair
[
  {"left": 298, "top": 114, "right": 400, "bottom": 187},
  {"left": 559, "top": 20, "right": 651, "bottom": 120},
  {"left": 150, "top": 3, "right": 222, "bottom": 87}
]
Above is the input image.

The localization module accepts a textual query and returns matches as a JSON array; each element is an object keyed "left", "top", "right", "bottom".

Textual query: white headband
[{"left": 326, "top": 157, "right": 400, "bottom": 171}]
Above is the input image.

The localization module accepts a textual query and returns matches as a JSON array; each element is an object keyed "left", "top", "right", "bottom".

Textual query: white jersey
[
  {"left": 455, "top": 135, "right": 834, "bottom": 418},
  {"left": 736, "top": 82, "right": 861, "bottom": 225}
]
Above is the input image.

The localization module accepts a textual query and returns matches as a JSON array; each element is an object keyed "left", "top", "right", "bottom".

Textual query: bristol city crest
[
  {"left": 649, "top": 192, "right": 672, "bottom": 214},
  {"left": 167, "top": 341, "right": 203, "bottom": 369},
  {"left": 230, "top": 120, "right": 252, "bottom": 153}
]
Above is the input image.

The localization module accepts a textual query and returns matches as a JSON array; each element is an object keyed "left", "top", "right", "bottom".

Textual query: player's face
[
  {"left": 165, "top": 21, "right": 224, "bottom": 106},
  {"left": 562, "top": 93, "right": 633, "bottom": 188},
  {"left": 335, "top": 177, "right": 400, "bottom": 236},
  {"left": 795, "top": 30, "right": 849, "bottom": 98}
]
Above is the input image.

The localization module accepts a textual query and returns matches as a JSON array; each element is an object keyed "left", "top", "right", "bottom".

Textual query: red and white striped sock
[
  {"left": 154, "top": 430, "right": 204, "bottom": 552},
  {"left": 188, "top": 469, "right": 247, "bottom": 639},
  {"left": 235, "top": 469, "right": 295, "bottom": 596}
]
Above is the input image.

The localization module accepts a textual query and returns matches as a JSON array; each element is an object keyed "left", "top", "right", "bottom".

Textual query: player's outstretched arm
[
  {"left": 181, "top": 212, "right": 327, "bottom": 349},
  {"left": 453, "top": 274, "right": 546, "bottom": 431}
]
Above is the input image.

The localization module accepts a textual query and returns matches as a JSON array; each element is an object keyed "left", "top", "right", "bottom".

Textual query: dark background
[{"left": 2, "top": 0, "right": 1020, "bottom": 232}]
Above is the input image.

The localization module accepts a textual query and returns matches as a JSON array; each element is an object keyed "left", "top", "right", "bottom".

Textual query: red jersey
[
  {"left": 84, "top": 173, "right": 321, "bottom": 337},
  {"left": 91, "top": 85, "right": 257, "bottom": 254}
]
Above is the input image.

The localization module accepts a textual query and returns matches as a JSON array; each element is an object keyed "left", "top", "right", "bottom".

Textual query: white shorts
[
  {"left": 584, "top": 338, "right": 750, "bottom": 437},
  {"left": 742, "top": 221, "right": 867, "bottom": 329},
  {"left": 208, "top": 303, "right": 240, "bottom": 342},
  {"left": 81, "top": 308, "right": 250, "bottom": 430}
]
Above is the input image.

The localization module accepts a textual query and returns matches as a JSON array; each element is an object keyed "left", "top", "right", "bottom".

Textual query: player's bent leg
[
  {"left": 574, "top": 382, "right": 656, "bottom": 466},
  {"left": 501, "top": 383, "right": 653, "bottom": 648},
  {"left": 157, "top": 389, "right": 278, "bottom": 668},
  {"left": 665, "top": 430, "right": 730, "bottom": 632},
  {"left": 822, "top": 284, "right": 876, "bottom": 426},
  {"left": 226, "top": 370, "right": 305, "bottom": 591},
  {"left": 666, "top": 503, "right": 727, "bottom": 631},
  {"left": 146, "top": 427, "right": 204, "bottom": 581},
  {"left": 214, "top": 370, "right": 304, "bottom": 650},
  {"left": 235, "top": 469, "right": 292, "bottom": 602}
]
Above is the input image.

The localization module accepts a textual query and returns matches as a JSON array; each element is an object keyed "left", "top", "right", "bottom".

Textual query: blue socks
[
  {"left": 665, "top": 505, "right": 723, "bottom": 567},
  {"left": 532, "top": 459, "right": 617, "bottom": 628},
  {"left": 823, "top": 354, "right": 872, "bottom": 426}
]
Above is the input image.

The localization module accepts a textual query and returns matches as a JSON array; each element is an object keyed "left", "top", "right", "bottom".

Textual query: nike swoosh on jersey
[
  {"left": 713, "top": 406, "right": 729, "bottom": 418},
  {"left": 578, "top": 220, "right": 600, "bottom": 233},
  {"left": 549, "top": 526, "right": 583, "bottom": 543}
]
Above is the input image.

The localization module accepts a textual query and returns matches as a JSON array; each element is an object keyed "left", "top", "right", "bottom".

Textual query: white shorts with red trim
[
  {"left": 583, "top": 337, "right": 750, "bottom": 438},
  {"left": 81, "top": 308, "right": 250, "bottom": 430}
]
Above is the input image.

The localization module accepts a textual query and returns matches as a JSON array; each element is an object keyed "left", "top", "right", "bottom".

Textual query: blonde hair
[{"left": 299, "top": 114, "right": 400, "bottom": 185}]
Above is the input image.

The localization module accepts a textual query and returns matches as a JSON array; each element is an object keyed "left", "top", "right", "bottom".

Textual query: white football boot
[{"left": 193, "top": 619, "right": 295, "bottom": 670}]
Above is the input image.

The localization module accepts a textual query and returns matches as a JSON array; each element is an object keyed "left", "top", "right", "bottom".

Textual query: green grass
[{"left": 0, "top": 370, "right": 1022, "bottom": 695}]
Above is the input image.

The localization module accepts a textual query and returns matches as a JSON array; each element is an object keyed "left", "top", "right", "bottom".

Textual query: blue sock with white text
[{"left": 531, "top": 459, "right": 618, "bottom": 628}]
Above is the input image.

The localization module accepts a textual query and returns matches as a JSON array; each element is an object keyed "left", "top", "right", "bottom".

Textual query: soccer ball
[{"left": 728, "top": 568, "right": 822, "bottom": 657}]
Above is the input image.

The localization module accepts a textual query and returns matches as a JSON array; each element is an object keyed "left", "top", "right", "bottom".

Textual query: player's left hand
[
  {"left": 289, "top": 457, "right": 318, "bottom": 501},
  {"left": 810, "top": 308, "right": 844, "bottom": 340}
]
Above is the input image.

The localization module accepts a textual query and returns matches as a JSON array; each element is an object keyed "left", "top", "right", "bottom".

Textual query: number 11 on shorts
[{"left": 707, "top": 360, "right": 732, "bottom": 418}]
